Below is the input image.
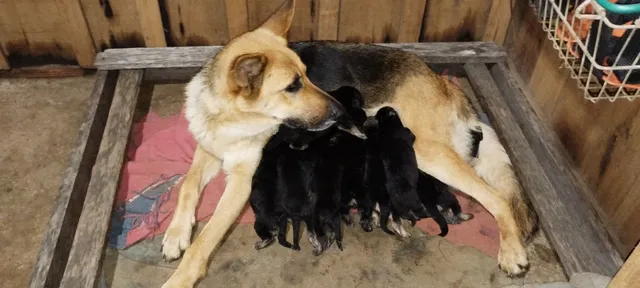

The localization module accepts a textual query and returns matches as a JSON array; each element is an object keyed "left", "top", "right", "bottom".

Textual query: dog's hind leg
[
  {"left": 291, "top": 218, "right": 302, "bottom": 251},
  {"left": 333, "top": 214, "right": 344, "bottom": 251},
  {"left": 253, "top": 219, "right": 275, "bottom": 250},
  {"left": 414, "top": 140, "right": 528, "bottom": 276},
  {"left": 379, "top": 205, "right": 395, "bottom": 236},
  {"left": 277, "top": 217, "right": 294, "bottom": 249},
  {"left": 163, "top": 145, "right": 221, "bottom": 261}
]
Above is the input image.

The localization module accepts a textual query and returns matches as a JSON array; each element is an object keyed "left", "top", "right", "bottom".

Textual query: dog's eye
[{"left": 284, "top": 76, "right": 302, "bottom": 93}]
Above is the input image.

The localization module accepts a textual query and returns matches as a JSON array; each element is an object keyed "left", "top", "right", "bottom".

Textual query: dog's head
[{"left": 204, "top": 0, "right": 347, "bottom": 132}]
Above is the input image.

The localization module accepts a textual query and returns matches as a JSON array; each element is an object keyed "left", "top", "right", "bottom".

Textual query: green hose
[{"left": 595, "top": 0, "right": 640, "bottom": 14}]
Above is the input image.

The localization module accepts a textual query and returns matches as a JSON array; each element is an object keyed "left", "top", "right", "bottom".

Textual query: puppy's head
[
  {"left": 375, "top": 107, "right": 403, "bottom": 128},
  {"left": 204, "top": 0, "right": 345, "bottom": 131}
]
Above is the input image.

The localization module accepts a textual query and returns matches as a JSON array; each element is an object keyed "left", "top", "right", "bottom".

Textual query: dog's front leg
[
  {"left": 162, "top": 153, "right": 260, "bottom": 288},
  {"left": 163, "top": 145, "right": 221, "bottom": 261}
]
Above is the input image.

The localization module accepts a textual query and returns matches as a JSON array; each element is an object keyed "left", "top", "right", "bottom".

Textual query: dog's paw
[
  {"left": 293, "top": 244, "right": 301, "bottom": 251},
  {"left": 254, "top": 238, "right": 275, "bottom": 250},
  {"left": 162, "top": 216, "right": 194, "bottom": 262},
  {"left": 498, "top": 243, "right": 529, "bottom": 277},
  {"left": 442, "top": 210, "right": 461, "bottom": 224}
]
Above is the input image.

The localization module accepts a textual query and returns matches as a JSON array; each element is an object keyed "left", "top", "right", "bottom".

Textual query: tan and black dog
[{"left": 161, "top": 1, "right": 538, "bottom": 287}]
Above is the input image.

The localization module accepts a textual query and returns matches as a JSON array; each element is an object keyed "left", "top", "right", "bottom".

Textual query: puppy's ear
[
  {"left": 229, "top": 53, "right": 267, "bottom": 96},
  {"left": 259, "top": 0, "right": 296, "bottom": 37}
]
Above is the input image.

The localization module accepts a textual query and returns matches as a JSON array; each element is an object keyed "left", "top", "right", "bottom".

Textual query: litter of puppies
[{"left": 249, "top": 86, "right": 476, "bottom": 256}]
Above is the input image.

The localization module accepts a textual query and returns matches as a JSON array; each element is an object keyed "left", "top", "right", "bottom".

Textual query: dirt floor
[{"left": 0, "top": 75, "right": 572, "bottom": 288}]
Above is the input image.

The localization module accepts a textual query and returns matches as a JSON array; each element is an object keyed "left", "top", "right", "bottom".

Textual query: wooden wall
[{"left": 0, "top": 0, "right": 638, "bottom": 258}]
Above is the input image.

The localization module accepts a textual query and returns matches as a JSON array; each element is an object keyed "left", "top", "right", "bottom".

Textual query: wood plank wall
[{"left": 0, "top": 0, "right": 637, "bottom": 258}]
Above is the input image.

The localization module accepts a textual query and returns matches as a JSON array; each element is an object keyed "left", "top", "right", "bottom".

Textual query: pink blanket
[{"left": 108, "top": 71, "right": 500, "bottom": 257}]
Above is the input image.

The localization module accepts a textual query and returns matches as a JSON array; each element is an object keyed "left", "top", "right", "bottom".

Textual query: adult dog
[{"left": 161, "top": 1, "right": 537, "bottom": 287}]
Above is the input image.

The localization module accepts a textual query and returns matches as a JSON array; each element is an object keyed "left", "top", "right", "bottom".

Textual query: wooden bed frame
[{"left": 28, "top": 42, "right": 625, "bottom": 288}]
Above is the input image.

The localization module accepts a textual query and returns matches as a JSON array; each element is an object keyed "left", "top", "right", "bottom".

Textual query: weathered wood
[
  {"left": 225, "top": 0, "right": 250, "bottom": 39},
  {"left": 164, "top": 0, "right": 229, "bottom": 46},
  {"left": 465, "top": 63, "right": 623, "bottom": 277},
  {"left": 29, "top": 71, "right": 118, "bottom": 288},
  {"left": 421, "top": 0, "right": 491, "bottom": 41},
  {"left": 95, "top": 42, "right": 507, "bottom": 71},
  {"left": 59, "top": 70, "right": 144, "bottom": 288},
  {"left": 338, "top": 0, "right": 375, "bottom": 42},
  {"left": 482, "top": 0, "right": 513, "bottom": 45},
  {"left": 134, "top": 0, "right": 167, "bottom": 47},
  {"left": 143, "top": 67, "right": 202, "bottom": 84},
  {"left": 314, "top": 0, "right": 340, "bottom": 40},
  {"left": 0, "top": 50, "right": 9, "bottom": 69},
  {"left": 609, "top": 243, "right": 640, "bottom": 287}
]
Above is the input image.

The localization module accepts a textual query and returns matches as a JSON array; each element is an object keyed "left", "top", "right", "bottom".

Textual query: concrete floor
[{"left": 0, "top": 75, "right": 570, "bottom": 288}]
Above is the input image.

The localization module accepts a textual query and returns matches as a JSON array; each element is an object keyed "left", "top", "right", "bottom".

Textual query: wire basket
[{"left": 532, "top": 0, "right": 640, "bottom": 102}]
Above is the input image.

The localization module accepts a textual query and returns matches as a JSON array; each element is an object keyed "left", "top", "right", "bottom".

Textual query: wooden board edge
[
  {"left": 609, "top": 243, "right": 640, "bottom": 287},
  {"left": 490, "top": 62, "right": 625, "bottom": 266},
  {"left": 29, "top": 70, "right": 119, "bottom": 288},
  {"left": 94, "top": 42, "right": 507, "bottom": 70},
  {"left": 0, "top": 50, "right": 9, "bottom": 69},
  {"left": 59, "top": 70, "right": 144, "bottom": 288}
]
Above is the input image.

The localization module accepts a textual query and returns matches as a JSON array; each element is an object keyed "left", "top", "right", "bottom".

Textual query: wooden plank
[
  {"left": 314, "top": 0, "right": 340, "bottom": 40},
  {"left": 421, "top": 0, "right": 492, "bottom": 41},
  {"left": 395, "top": 0, "right": 428, "bottom": 42},
  {"left": 482, "top": 0, "right": 513, "bottom": 45},
  {"left": 246, "top": 0, "right": 313, "bottom": 41},
  {"left": 225, "top": 0, "right": 249, "bottom": 39},
  {"left": 95, "top": 42, "right": 507, "bottom": 71},
  {"left": 371, "top": 0, "right": 427, "bottom": 43},
  {"left": 502, "top": 0, "right": 545, "bottom": 82},
  {"left": 479, "top": 62, "right": 624, "bottom": 277},
  {"left": 609, "top": 243, "right": 640, "bottom": 287},
  {"left": 134, "top": 0, "right": 167, "bottom": 47},
  {"left": 80, "top": 0, "right": 159, "bottom": 50},
  {"left": 0, "top": 50, "right": 8, "bottom": 69},
  {"left": 0, "top": 0, "right": 96, "bottom": 67},
  {"left": 29, "top": 71, "right": 118, "bottom": 288},
  {"left": 59, "top": 70, "right": 144, "bottom": 288},
  {"left": 338, "top": 0, "right": 374, "bottom": 42},
  {"left": 164, "top": 0, "right": 229, "bottom": 46}
]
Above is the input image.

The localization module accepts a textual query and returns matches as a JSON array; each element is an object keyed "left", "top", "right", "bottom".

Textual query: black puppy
[
  {"left": 250, "top": 87, "right": 365, "bottom": 255},
  {"left": 418, "top": 172, "right": 474, "bottom": 225},
  {"left": 375, "top": 107, "right": 448, "bottom": 237}
]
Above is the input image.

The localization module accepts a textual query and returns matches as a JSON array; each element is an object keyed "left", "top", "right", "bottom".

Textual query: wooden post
[
  {"left": 59, "top": 70, "right": 144, "bottom": 288},
  {"left": 135, "top": 0, "right": 167, "bottom": 47}
]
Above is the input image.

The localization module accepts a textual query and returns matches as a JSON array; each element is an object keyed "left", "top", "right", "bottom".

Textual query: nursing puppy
[
  {"left": 417, "top": 172, "right": 474, "bottom": 225},
  {"left": 250, "top": 86, "right": 365, "bottom": 255},
  {"left": 164, "top": 1, "right": 537, "bottom": 285}
]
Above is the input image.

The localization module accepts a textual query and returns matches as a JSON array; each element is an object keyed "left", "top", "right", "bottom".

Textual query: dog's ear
[
  {"left": 259, "top": 0, "right": 296, "bottom": 37},
  {"left": 229, "top": 53, "right": 267, "bottom": 96}
]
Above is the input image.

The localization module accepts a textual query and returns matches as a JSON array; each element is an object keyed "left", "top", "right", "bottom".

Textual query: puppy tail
[{"left": 473, "top": 122, "right": 539, "bottom": 242}]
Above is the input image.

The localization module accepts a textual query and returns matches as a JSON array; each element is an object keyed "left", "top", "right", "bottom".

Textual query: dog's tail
[{"left": 473, "top": 122, "right": 539, "bottom": 242}]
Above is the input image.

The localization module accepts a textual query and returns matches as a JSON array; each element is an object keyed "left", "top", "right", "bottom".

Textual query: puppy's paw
[
  {"left": 458, "top": 212, "right": 474, "bottom": 221},
  {"left": 162, "top": 215, "right": 195, "bottom": 262},
  {"left": 391, "top": 221, "right": 411, "bottom": 238},
  {"left": 293, "top": 244, "right": 301, "bottom": 251},
  {"left": 253, "top": 238, "right": 275, "bottom": 250},
  {"left": 359, "top": 218, "right": 375, "bottom": 232},
  {"left": 498, "top": 243, "right": 529, "bottom": 277},
  {"left": 442, "top": 210, "right": 462, "bottom": 225},
  {"left": 341, "top": 214, "right": 355, "bottom": 227},
  {"left": 308, "top": 233, "right": 324, "bottom": 256}
]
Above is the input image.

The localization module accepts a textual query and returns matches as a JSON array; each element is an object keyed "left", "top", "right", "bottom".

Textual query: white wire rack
[{"left": 532, "top": 0, "right": 640, "bottom": 102}]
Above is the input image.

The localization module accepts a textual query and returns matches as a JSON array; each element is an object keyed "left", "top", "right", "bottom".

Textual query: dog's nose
[{"left": 327, "top": 99, "right": 346, "bottom": 120}]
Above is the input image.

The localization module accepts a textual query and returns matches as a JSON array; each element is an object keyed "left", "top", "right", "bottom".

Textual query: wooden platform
[{"left": 29, "top": 42, "right": 623, "bottom": 288}]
